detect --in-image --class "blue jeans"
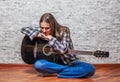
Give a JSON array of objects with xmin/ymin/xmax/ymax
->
[{"xmin": 34, "ymin": 59, "xmax": 96, "ymax": 78}]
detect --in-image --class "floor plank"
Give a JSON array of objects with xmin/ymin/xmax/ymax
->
[{"xmin": 0, "ymin": 64, "xmax": 120, "ymax": 82}]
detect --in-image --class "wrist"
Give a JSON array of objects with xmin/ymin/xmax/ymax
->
[
  {"xmin": 49, "ymin": 37, "xmax": 56, "ymax": 45},
  {"xmin": 48, "ymin": 36, "xmax": 53, "ymax": 41}
]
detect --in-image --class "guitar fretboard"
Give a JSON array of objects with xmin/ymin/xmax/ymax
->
[{"xmin": 68, "ymin": 49, "xmax": 94, "ymax": 55}]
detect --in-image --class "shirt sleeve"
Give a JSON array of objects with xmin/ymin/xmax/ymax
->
[
  {"xmin": 49, "ymin": 27, "xmax": 72, "ymax": 54},
  {"xmin": 21, "ymin": 26, "xmax": 40, "ymax": 40}
]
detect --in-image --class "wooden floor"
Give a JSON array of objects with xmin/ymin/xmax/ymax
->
[{"xmin": 0, "ymin": 64, "xmax": 120, "ymax": 82}]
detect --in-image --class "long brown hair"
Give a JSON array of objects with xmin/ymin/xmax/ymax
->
[{"xmin": 39, "ymin": 13, "xmax": 66, "ymax": 40}]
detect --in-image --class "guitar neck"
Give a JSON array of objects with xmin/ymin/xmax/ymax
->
[{"xmin": 68, "ymin": 49, "xmax": 94, "ymax": 55}]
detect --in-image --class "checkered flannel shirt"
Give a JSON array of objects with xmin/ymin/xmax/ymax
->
[{"xmin": 21, "ymin": 26, "xmax": 78, "ymax": 65}]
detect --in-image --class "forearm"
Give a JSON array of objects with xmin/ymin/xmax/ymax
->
[
  {"xmin": 21, "ymin": 26, "xmax": 40, "ymax": 40},
  {"xmin": 49, "ymin": 37, "xmax": 68, "ymax": 54}
]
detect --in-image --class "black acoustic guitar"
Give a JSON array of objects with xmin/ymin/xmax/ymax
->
[
  {"xmin": 21, "ymin": 36, "xmax": 55, "ymax": 64},
  {"xmin": 21, "ymin": 36, "xmax": 109, "ymax": 64}
]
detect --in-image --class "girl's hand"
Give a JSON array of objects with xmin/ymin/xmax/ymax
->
[
  {"xmin": 36, "ymin": 33, "xmax": 53, "ymax": 41},
  {"xmin": 44, "ymin": 35, "xmax": 53, "ymax": 41},
  {"xmin": 36, "ymin": 33, "xmax": 43, "ymax": 38}
]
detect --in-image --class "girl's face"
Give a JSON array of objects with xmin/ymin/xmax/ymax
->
[{"xmin": 40, "ymin": 22, "xmax": 52, "ymax": 36}]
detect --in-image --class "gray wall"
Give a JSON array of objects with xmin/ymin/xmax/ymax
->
[{"xmin": 0, "ymin": 0, "xmax": 120, "ymax": 64}]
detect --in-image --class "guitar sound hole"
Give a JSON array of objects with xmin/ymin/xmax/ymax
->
[
  {"xmin": 44, "ymin": 46, "xmax": 51, "ymax": 54},
  {"xmin": 43, "ymin": 44, "xmax": 52, "ymax": 56}
]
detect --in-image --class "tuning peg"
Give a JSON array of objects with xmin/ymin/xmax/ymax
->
[{"xmin": 94, "ymin": 50, "xmax": 109, "ymax": 58}]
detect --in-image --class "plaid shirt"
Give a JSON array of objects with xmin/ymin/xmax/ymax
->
[
  {"xmin": 21, "ymin": 26, "xmax": 78, "ymax": 65},
  {"xmin": 21, "ymin": 26, "xmax": 40, "ymax": 40}
]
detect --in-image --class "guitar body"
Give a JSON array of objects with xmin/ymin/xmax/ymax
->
[
  {"xmin": 21, "ymin": 36, "xmax": 54, "ymax": 64},
  {"xmin": 21, "ymin": 36, "xmax": 35, "ymax": 64}
]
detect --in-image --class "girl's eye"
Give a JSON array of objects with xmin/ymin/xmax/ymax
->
[
  {"xmin": 41, "ymin": 27, "xmax": 43, "ymax": 29},
  {"xmin": 45, "ymin": 27, "xmax": 50, "ymax": 29},
  {"xmin": 41, "ymin": 27, "xmax": 50, "ymax": 29}
]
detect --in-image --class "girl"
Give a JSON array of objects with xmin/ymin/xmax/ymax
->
[{"xmin": 21, "ymin": 13, "xmax": 95, "ymax": 78}]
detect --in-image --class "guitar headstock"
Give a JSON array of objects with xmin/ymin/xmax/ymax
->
[{"xmin": 94, "ymin": 50, "xmax": 109, "ymax": 58}]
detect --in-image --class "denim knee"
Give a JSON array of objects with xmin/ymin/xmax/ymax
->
[
  {"xmin": 86, "ymin": 64, "xmax": 96, "ymax": 77},
  {"xmin": 77, "ymin": 62, "xmax": 96, "ymax": 77},
  {"xmin": 34, "ymin": 59, "xmax": 47, "ymax": 72}
]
